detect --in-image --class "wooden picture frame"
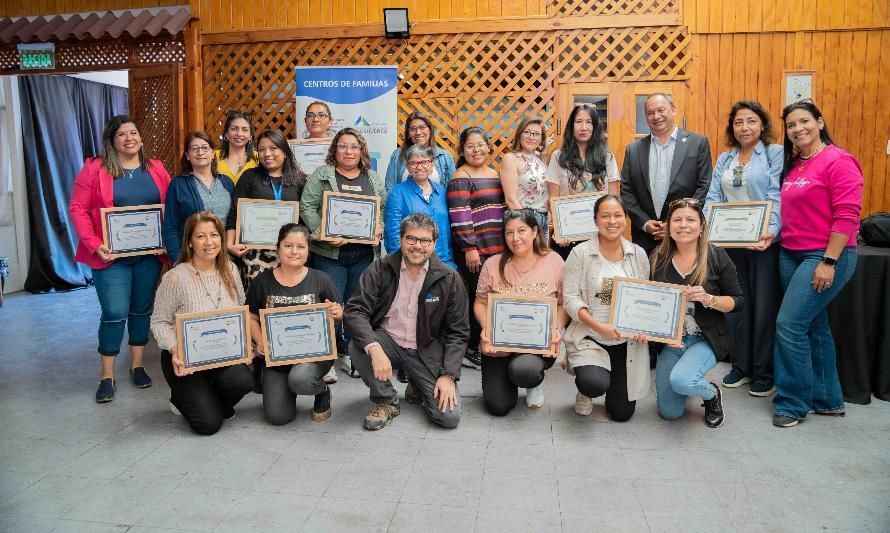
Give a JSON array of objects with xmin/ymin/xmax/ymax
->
[
  {"xmin": 320, "ymin": 190, "xmax": 380, "ymax": 245},
  {"xmin": 706, "ymin": 201, "xmax": 772, "ymax": 248},
  {"xmin": 259, "ymin": 303, "xmax": 337, "ymax": 367},
  {"xmin": 782, "ymin": 70, "xmax": 816, "ymax": 107},
  {"xmin": 99, "ymin": 204, "xmax": 165, "ymax": 258},
  {"xmin": 608, "ymin": 277, "xmax": 686, "ymax": 344},
  {"xmin": 549, "ymin": 192, "xmax": 605, "ymax": 243},
  {"xmin": 486, "ymin": 293, "xmax": 558, "ymax": 355},
  {"xmin": 234, "ymin": 198, "xmax": 300, "ymax": 250},
  {"xmin": 175, "ymin": 306, "xmax": 252, "ymax": 375}
]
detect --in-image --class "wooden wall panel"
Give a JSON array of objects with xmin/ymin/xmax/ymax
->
[
  {"xmin": 684, "ymin": 0, "xmax": 889, "ymax": 33},
  {"xmin": 686, "ymin": 30, "xmax": 890, "ymax": 215}
]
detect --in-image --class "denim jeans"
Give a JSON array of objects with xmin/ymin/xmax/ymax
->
[
  {"xmin": 314, "ymin": 248, "xmax": 374, "ymax": 348},
  {"xmin": 656, "ymin": 334, "xmax": 717, "ymax": 420},
  {"xmin": 91, "ymin": 255, "xmax": 162, "ymax": 356},
  {"xmin": 773, "ymin": 247, "xmax": 857, "ymax": 420}
]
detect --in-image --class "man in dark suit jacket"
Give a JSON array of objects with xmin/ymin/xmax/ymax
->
[{"xmin": 620, "ymin": 94, "xmax": 713, "ymax": 254}]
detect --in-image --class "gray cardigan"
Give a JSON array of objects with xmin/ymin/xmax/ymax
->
[{"xmin": 562, "ymin": 234, "xmax": 651, "ymax": 401}]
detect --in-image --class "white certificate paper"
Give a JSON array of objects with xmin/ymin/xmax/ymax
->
[
  {"xmin": 707, "ymin": 202, "xmax": 770, "ymax": 246},
  {"xmin": 610, "ymin": 278, "xmax": 684, "ymax": 342},
  {"xmin": 264, "ymin": 309, "xmax": 333, "ymax": 363},
  {"xmin": 106, "ymin": 210, "xmax": 163, "ymax": 253},
  {"xmin": 289, "ymin": 139, "xmax": 330, "ymax": 176},
  {"xmin": 181, "ymin": 313, "xmax": 248, "ymax": 369},
  {"xmin": 490, "ymin": 299, "xmax": 553, "ymax": 352},
  {"xmin": 326, "ymin": 196, "xmax": 376, "ymax": 240},
  {"xmin": 238, "ymin": 200, "xmax": 299, "ymax": 247},
  {"xmin": 551, "ymin": 193, "xmax": 603, "ymax": 242}
]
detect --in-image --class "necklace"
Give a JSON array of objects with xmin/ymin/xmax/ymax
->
[
  {"xmin": 191, "ymin": 263, "xmax": 222, "ymax": 309},
  {"xmin": 123, "ymin": 168, "xmax": 137, "ymax": 179},
  {"xmin": 798, "ymin": 143, "xmax": 827, "ymax": 171},
  {"xmin": 511, "ymin": 254, "xmax": 540, "ymax": 275}
]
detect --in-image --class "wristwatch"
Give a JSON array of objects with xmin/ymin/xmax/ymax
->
[{"xmin": 821, "ymin": 256, "xmax": 838, "ymax": 266}]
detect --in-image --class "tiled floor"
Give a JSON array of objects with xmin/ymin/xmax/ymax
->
[{"xmin": 1, "ymin": 288, "xmax": 888, "ymax": 532}]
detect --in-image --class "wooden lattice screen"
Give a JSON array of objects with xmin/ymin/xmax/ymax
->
[
  {"xmin": 129, "ymin": 65, "xmax": 184, "ymax": 174},
  {"xmin": 0, "ymin": 39, "xmax": 185, "ymax": 72},
  {"xmin": 549, "ymin": 0, "xmax": 678, "ymax": 17},
  {"xmin": 202, "ymin": 13, "xmax": 689, "ymax": 164}
]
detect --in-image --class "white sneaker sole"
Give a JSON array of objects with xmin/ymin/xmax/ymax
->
[{"xmin": 722, "ymin": 376, "xmax": 752, "ymax": 388}]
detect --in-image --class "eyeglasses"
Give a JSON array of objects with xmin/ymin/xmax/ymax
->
[
  {"xmin": 408, "ymin": 124, "xmax": 429, "ymax": 133},
  {"xmin": 465, "ymin": 143, "xmax": 488, "ymax": 152},
  {"xmin": 188, "ymin": 145, "xmax": 212, "ymax": 153},
  {"xmin": 521, "ymin": 131, "xmax": 542, "ymax": 139},
  {"xmin": 336, "ymin": 143, "xmax": 361, "ymax": 152},
  {"xmin": 406, "ymin": 159, "xmax": 433, "ymax": 168},
  {"xmin": 226, "ymin": 110, "xmax": 252, "ymax": 120},
  {"xmin": 306, "ymin": 112, "xmax": 330, "ymax": 120},
  {"xmin": 668, "ymin": 197, "xmax": 702, "ymax": 210},
  {"xmin": 404, "ymin": 235, "xmax": 434, "ymax": 247}
]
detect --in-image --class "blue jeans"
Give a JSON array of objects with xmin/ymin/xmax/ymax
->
[
  {"xmin": 773, "ymin": 247, "xmax": 856, "ymax": 420},
  {"xmin": 91, "ymin": 255, "xmax": 162, "ymax": 356},
  {"xmin": 314, "ymin": 248, "xmax": 374, "ymax": 347},
  {"xmin": 656, "ymin": 334, "xmax": 717, "ymax": 420}
]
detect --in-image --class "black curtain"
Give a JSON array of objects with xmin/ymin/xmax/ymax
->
[{"xmin": 19, "ymin": 75, "xmax": 128, "ymax": 292}]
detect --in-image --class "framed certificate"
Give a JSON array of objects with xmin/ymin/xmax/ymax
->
[
  {"xmin": 288, "ymin": 138, "xmax": 331, "ymax": 176},
  {"xmin": 259, "ymin": 303, "xmax": 337, "ymax": 367},
  {"xmin": 99, "ymin": 204, "xmax": 164, "ymax": 257},
  {"xmin": 234, "ymin": 198, "xmax": 300, "ymax": 249},
  {"xmin": 175, "ymin": 306, "xmax": 252, "ymax": 375},
  {"xmin": 549, "ymin": 192, "xmax": 605, "ymax": 242},
  {"xmin": 320, "ymin": 191, "xmax": 380, "ymax": 245},
  {"xmin": 609, "ymin": 277, "xmax": 686, "ymax": 344},
  {"xmin": 706, "ymin": 201, "xmax": 771, "ymax": 247},
  {"xmin": 486, "ymin": 294, "xmax": 558, "ymax": 355}
]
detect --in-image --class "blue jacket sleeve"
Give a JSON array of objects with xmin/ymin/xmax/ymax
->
[
  {"xmin": 436, "ymin": 148, "xmax": 456, "ymax": 188},
  {"xmin": 162, "ymin": 178, "xmax": 183, "ymax": 263},
  {"xmin": 385, "ymin": 149, "xmax": 402, "ymax": 192},
  {"xmin": 765, "ymin": 144, "xmax": 784, "ymax": 237},
  {"xmin": 706, "ymin": 151, "xmax": 731, "ymax": 206},
  {"xmin": 384, "ymin": 185, "xmax": 406, "ymax": 254}
]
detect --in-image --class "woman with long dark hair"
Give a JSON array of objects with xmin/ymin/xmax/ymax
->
[
  {"xmin": 772, "ymin": 100, "xmax": 863, "ymax": 428},
  {"xmin": 545, "ymin": 103, "xmax": 619, "ymax": 256},
  {"xmin": 474, "ymin": 209, "xmax": 567, "ymax": 414},
  {"xmin": 69, "ymin": 114, "xmax": 171, "ymax": 402},
  {"xmin": 705, "ymin": 100, "xmax": 783, "ymax": 397},
  {"xmin": 164, "ymin": 131, "xmax": 235, "ymax": 263},
  {"xmin": 384, "ymin": 110, "xmax": 456, "ymax": 191},
  {"xmin": 151, "ymin": 212, "xmax": 253, "ymax": 435},
  {"xmin": 215, "ymin": 110, "xmax": 258, "ymax": 184}
]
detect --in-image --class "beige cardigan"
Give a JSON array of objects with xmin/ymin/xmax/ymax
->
[{"xmin": 562, "ymin": 234, "xmax": 651, "ymax": 401}]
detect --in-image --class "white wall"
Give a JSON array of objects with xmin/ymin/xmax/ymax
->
[
  {"xmin": 67, "ymin": 70, "xmax": 128, "ymax": 88},
  {"xmin": 0, "ymin": 76, "xmax": 29, "ymax": 294}
]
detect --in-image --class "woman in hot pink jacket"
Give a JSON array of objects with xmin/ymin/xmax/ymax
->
[
  {"xmin": 69, "ymin": 115, "xmax": 171, "ymax": 403},
  {"xmin": 771, "ymin": 101, "xmax": 863, "ymax": 428}
]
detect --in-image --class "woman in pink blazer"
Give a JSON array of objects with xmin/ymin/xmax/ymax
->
[{"xmin": 69, "ymin": 115, "xmax": 171, "ymax": 403}]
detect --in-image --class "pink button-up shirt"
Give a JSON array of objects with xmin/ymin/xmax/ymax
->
[{"xmin": 380, "ymin": 259, "xmax": 429, "ymax": 350}]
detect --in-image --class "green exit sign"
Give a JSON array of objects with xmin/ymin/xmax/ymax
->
[{"xmin": 17, "ymin": 43, "xmax": 56, "ymax": 70}]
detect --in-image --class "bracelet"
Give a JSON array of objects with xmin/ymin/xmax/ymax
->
[{"xmin": 706, "ymin": 295, "xmax": 717, "ymax": 309}]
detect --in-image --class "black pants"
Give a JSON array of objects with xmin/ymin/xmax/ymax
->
[
  {"xmin": 726, "ymin": 245, "xmax": 781, "ymax": 383},
  {"xmin": 262, "ymin": 360, "xmax": 333, "ymax": 426},
  {"xmin": 550, "ymin": 240, "xmax": 578, "ymax": 261},
  {"xmin": 161, "ymin": 350, "xmax": 254, "ymax": 435},
  {"xmin": 482, "ymin": 353, "xmax": 555, "ymax": 416},
  {"xmin": 455, "ymin": 253, "xmax": 491, "ymax": 352},
  {"xmin": 574, "ymin": 341, "xmax": 636, "ymax": 422}
]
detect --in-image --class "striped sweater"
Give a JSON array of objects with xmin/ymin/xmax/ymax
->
[{"xmin": 446, "ymin": 174, "xmax": 506, "ymax": 257}]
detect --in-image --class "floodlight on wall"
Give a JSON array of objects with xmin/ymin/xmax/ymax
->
[{"xmin": 384, "ymin": 8, "xmax": 410, "ymax": 39}]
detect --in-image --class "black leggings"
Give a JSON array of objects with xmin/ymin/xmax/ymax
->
[
  {"xmin": 482, "ymin": 353, "xmax": 555, "ymax": 416},
  {"xmin": 161, "ymin": 350, "xmax": 254, "ymax": 435},
  {"xmin": 574, "ymin": 342, "xmax": 636, "ymax": 422}
]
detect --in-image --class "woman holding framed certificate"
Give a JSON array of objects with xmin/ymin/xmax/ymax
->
[
  {"xmin": 474, "ymin": 209, "xmax": 567, "ymax": 414},
  {"xmin": 214, "ymin": 110, "xmax": 258, "ymax": 184},
  {"xmin": 651, "ymin": 198, "xmax": 744, "ymax": 428},
  {"xmin": 164, "ymin": 132, "xmax": 236, "ymax": 263},
  {"xmin": 151, "ymin": 212, "xmax": 254, "ymax": 435},
  {"xmin": 705, "ymin": 101, "xmax": 784, "ymax": 397},
  {"xmin": 499, "ymin": 117, "xmax": 550, "ymax": 243},
  {"xmin": 246, "ymin": 224, "xmax": 343, "ymax": 425},
  {"xmin": 384, "ymin": 111, "xmax": 455, "ymax": 191},
  {"xmin": 301, "ymin": 128, "xmax": 386, "ymax": 383},
  {"xmin": 446, "ymin": 127, "xmax": 506, "ymax": 370},
  {"xmin": 69, "ymin": 115, "xmax": 171, "ymax": 403},
  {"xmin": 772, "ymin": 101, "xmax": 863, "ymax": 428},
  {"xmin": 562, "ymin": 195, "xmax": 651, "ymax": 421},
  {"xmin": 544, "ymin": 103, "xmax": 620, "ymax": 257}
]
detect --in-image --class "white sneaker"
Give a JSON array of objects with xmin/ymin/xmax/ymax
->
[
  {"xmin": 323, "ymin": 364, "xmax": 337, "ymax": 384},
  {"xmin": 574, "ymin": 392, "xmax": 593, "ymax": 416},
  {"xmin": 340, "ymin": 355, "xmax": 358, "ymax": 377},
  {"xmin": 170, "ymin": 401, "xmax": 182, "ymax": 416},
  {"xmin": 526, "ymin": 385, "xmax": 545, "ymax": 409}
]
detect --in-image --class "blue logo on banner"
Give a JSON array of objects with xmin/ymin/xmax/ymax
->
[{"xmin": 296, "ymin": 67, "xmax": 396, "ymax": 104}]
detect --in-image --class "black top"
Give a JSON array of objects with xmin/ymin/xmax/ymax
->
[
  {"xmin": 335, "ymin": 170, "xmax": 375, "ymax": 254},
  {"xmin": 651, "ymin": 245, "xmax": 744, "ymax": 359},
  {"xmin": 225, "ymin": 167, "xmax": 304, "ymax": 230},
  {"xmin": 246, "ymin": 267, "xmax": 339, "ymax": 313}
]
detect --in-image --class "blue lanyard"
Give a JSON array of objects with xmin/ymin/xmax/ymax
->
[{"xmin": 270, "ymin": 178, "xmax": 283, "ymax": 201}]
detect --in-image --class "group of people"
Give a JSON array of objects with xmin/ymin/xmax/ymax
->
[{"xmin": 69, "ymin": 93, "xmax": 863, "ymax": 435}]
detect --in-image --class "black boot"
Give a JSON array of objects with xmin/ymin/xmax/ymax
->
[{"xmin": 702, "ymin": 382, "xmax": 724, "ymax": 428}]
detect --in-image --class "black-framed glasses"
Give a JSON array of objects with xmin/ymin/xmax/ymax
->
[
  {"xmin": 226, "ymin": 110, "xmax": 252, "ymax": 121},
  {"xmin": 404, "ymin": 235, "xmax": 434, "ymax": 247},
  {"xmin": 306, "ymin": 112, "xmax": 330, "ymax": 120}
]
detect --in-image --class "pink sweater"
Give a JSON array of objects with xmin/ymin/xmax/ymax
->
[{"xmin": 780, "ymin": 145, "xmax": 863, "ymax": 250}]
